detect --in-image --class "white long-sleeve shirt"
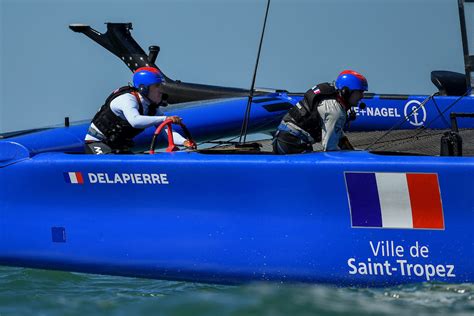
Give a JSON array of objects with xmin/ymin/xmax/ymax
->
[
  {"xmin": 85, "ymin": 92, "xmax": 186, "ymax": 145},
  {"xmin": 317, "ymin": 99, "xmax": 347, "ymax": 151}
]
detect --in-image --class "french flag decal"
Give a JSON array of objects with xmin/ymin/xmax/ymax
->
[
  {"xmin": 345, "ymin": 172, "xmax": 444, "ymax": 229},
  {"xmin": 64, "ymin": 172, "xmax": 84, "ymax": 184}
]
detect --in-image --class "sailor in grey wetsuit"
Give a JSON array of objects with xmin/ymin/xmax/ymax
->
[
  {"xmin": 85, "ymin": 67, "xmax": 194, "ymax": 154},
  {"xmin": 273, "ymin": 70, "xmax": 368, "ymax": 154}
]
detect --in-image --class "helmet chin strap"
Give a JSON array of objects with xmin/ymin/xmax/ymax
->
[
  {"xmin": 138, "ymin": 90, "xmax": 152, "ymax": 103},
  {"xmin": 336, "ymin": 91, "xmax": 351, "ymax": 110}
]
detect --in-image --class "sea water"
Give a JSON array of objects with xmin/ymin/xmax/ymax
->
[{"xmin": 0, "ymin": 267, "xmax": 472, "ymax": 316}]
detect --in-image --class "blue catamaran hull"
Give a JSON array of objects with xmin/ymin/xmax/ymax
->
[
  {"xmin": 0, "ymin": 150, "xmax": 472, "ymax": 286},
  {"xmin": 1, "ymin": 87, "xmax": 474, "ymax": 286},
  {"xmin": 2, "ymin": 92, "xmax": 474, "ymax": 157}
]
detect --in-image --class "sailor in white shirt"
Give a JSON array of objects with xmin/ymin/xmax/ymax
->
[{"xmin": 85, "ymin": 67, "xmax": 194, "ymax": 154}]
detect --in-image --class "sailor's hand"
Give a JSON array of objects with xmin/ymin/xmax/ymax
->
[
  {"xmin": 167, "ymin": 116, "xmax": 182, "ymax": 124},
  {"xmin": 183, "ymin": 139, "xmax": 197, "ymax": 150}
]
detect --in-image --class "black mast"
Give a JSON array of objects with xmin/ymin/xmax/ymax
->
[
  {"xmin": 458, "ymin": 0, "xmax": 474, "ymax": 94},
  {"xmin": 238, "ymin": 0, "xmax": 272, "ymax": 144}
]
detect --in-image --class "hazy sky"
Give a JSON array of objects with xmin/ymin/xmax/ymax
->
[{"xmin": 1, "ymin": 0, "xmax": 472, "ymax": 132}]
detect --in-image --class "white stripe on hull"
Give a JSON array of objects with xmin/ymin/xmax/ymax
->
[{"xmin": 376, "ymin": 173, "xmax": 413, "ymax": 228}]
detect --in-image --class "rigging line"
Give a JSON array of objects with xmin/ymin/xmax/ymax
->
[
  {"xmin": 405, "ymin": 90, "xmax": 469, "ymax": 139},
  {"xmin": 238, "ymin": 0, "xmax": 271, "ymax": 144},
  {"xmin": 353, "ymin": 130, "xmax": 437, "ymax": 148},
  {"xmin": 209, "ymin": 119, "xmax": 277, "ymax": 150},
  {"xmin": 369, "ymin": 130, "xmax": 446, "ymax": 151},
  {"xmin": 367, "ymin": 91, "xmax": 469, "ymax": 151},
  {"xmin": 364, "ymin": 93, "xmax": 437, "ymax": 150},
  {"xmin": 415, "ymin": 89, "xmax": 471, "ymax": 131},
  {"xmin": 432, "ymin": 95, "xmax": 451, "ymax": 128},
  {"xmin": 197, "ymin": 110, "xmax": 281, "ymax": 149}
]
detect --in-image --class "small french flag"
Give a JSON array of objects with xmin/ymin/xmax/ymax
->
[
  {"xmin": 63, "ymin": 172, "xmax": 84, "ymax": 184},
  {"xmin": 345, "ymin": 172, "xmax": 444, "ymax": 229}
]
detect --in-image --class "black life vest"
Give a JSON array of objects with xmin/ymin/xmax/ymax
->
[
  {"xmin": 91, "ymin": 86, "xmax": 159, "ymax": 148},
  {"xmin": 283, "ymin": 82, "xmax": 337, "ymax": 141}
]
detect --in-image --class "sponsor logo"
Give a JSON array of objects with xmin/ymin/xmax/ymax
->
[
  {"xmin": 64, "ymin": 172, "xmax": 169, "ymax": 185},
  {"xmin": 345, "ymin": 172, "xmax": 444, "ymax": 229},
  {"xmin": 404, "ymin": 100, "xmax": 427, "ymax": 126},
  {"xmin": 355, "ymin": 106, "xmax": 401, "ymax": 118}
]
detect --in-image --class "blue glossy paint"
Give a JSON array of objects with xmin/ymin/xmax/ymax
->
[
  {"xmin": 3, "ymin": 94, "xmax": 295, "ymax": 157},
  {"xmin": 350, "ymin": 95, "xmax": 474, "ymax": 130},
  {"xmin": 0, "ymin": 150, "xmax": 472, "ymax": 285},
  {"xmin": 0, "ymin": 92, "xmax": 473, "ymax": 286},
  {"xmin": 2, "ymin": 93, "xmax": 474, "ymax": 160}
]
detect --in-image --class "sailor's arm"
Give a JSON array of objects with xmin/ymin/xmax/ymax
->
[
  {"xmin": 320, "ymin": 108, "xmax": 342, "ymax": 151},
  {"xmin": 156, "ymin": 108, "xmax": 194, "ymax": 148},
  {"xmin": 124, "ymin": 112, "xmax": 190, "ymax": 147},
  {"xmin": 163, "ymin": 128, "xmax": 187, "ymax": 146},
  {"xmin": 153, "ymin": 106, "xmax": 184, "ymax": 126},
  {"xmin": 115, "ymin": 95, "xmax": 168, "ymax": 129}
]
